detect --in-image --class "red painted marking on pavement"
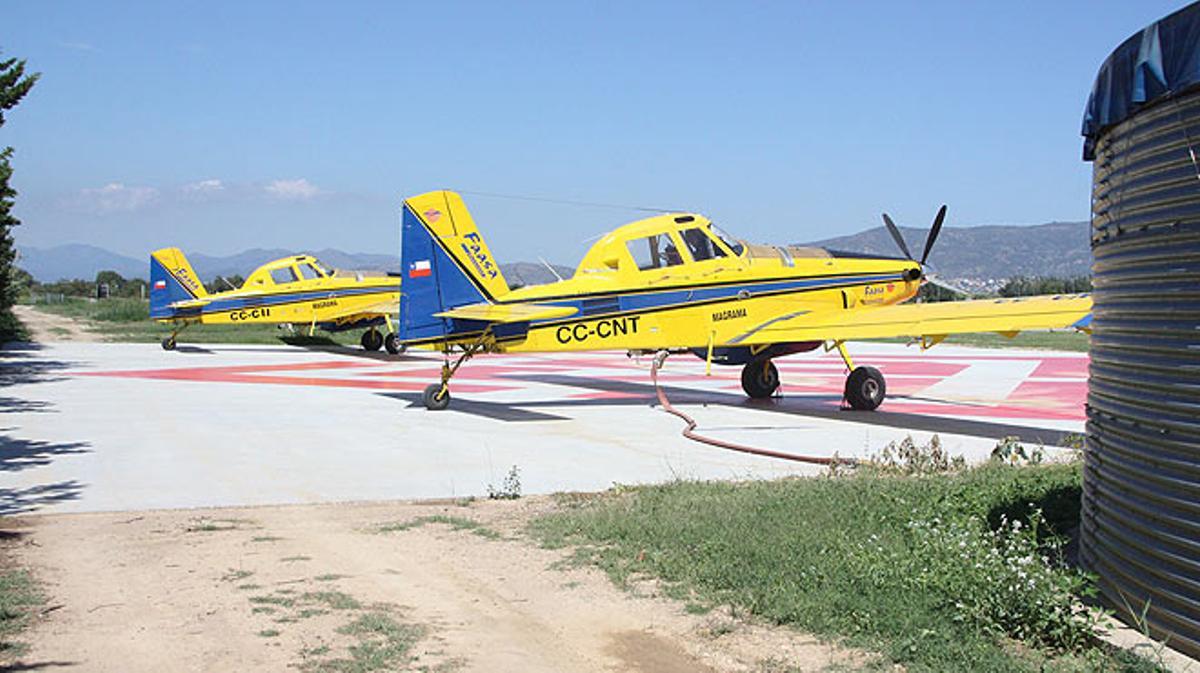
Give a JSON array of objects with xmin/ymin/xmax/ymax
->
[
  {"xmin": 1030, "ymin": 359, "xmax": 1089, "ymax": 378},
  {"xmin": 79, "ymin": 360, "xmax": 515, "ymax": 394},
  {"xmin": 72, "ymin": 350, "xmax": 1088, "ymax": 423}
]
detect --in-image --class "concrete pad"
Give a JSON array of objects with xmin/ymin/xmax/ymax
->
[{"xmin": 0, "ymin": 341, "xmax": 1086, "ymax": 514}]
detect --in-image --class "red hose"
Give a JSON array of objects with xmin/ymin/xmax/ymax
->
[{"xmin": 649, "ymin": 351, "xmax": 857, "ymax": 467}]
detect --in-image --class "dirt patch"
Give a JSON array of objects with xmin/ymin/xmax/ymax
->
[
  {"xmin": 12, "ymin": 305, "xmax": 103, "ymax": 343},
  {"xmin": 607, "ymin": 629, "xmax": 718, "ymax": 672},
  {"xmin": 5, "ymin": 497, "xmax": 867, "ymax": 672}
]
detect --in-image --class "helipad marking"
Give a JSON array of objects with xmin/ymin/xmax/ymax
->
[{"xmin": 72, "ymin": 349, "xmax": 1088, "ymax": 422}]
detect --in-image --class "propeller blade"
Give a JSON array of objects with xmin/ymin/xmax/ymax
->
[
  {"xmin": 920, "ymin": 205, "xmax": 947, "ymax": 265},
  {"xmin": 924, "ymin": 274, "xmax": 973, "ymax": 298},
  {"xmin": 881, "ymin": 213, "xmax": 914, "ymax": 261}
]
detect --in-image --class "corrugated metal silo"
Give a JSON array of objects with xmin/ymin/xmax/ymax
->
[{"xmin": 1081, "ymin": 2, "xmax": 1200, "ymax": 658}]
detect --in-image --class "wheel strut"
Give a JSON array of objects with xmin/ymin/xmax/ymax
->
[{"xmin": 423, "ymin": 328, "xmax": 496, "ymax": 410}]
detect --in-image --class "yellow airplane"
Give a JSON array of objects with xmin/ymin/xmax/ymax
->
[
  {"xmin": 150, "ymin": 248, "xmax": 403, "ymax": 353},
  {"xmin": 397, "ymin": 190, "xmax": 1092, "ymax": 411}
]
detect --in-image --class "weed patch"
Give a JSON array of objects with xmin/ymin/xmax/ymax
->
[
  {"xmin": 298, "ymin": 612, "xmax": 425, "ymax": 672},
  {"xmin": 301, "ymin": 591, "xmax": 361, "ymax": 611},
  {"xmin": 375, "ymin": 515, "xmax": 500, "ymax": 540}
]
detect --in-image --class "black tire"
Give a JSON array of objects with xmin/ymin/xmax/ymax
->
[
  {"xmin": 844, "ymin": 365, "xmax": 886, "ymax": 411},
  {"xmin": 161, "ymin": 337, "xmax": 176, "ymax": 351},
  {"xmin": 384, "ymin": 333, "xmax": 406, "ymax": 355},
  {"xmin": 422, "ymin": 383, "xmax": 450, "ymax": 410},
  {"xmin": 740, "ymin": 360, "xmax": 780, "ymax": 399},
  {"xmin": 361, "ymin": 329, "xmax": 384, "ymax": 351}
]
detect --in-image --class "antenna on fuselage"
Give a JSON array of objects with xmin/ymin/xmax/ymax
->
[{"xmin": 538, "ymin": 257, "xmax": 565, "ymax": 282}]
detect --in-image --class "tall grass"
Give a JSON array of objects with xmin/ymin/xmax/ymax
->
[{"xmin": 532, "ymin": 464, "xmax": 1159, "ymax": 672}]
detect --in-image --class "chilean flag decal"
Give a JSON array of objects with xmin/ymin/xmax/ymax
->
[
  {"xmin": 153, "ymin": 280, "xmax": 167, "ymax": 290},
  {"xmin": 409, "ymin": 259, "xmax": 432, "ymax": 278}
]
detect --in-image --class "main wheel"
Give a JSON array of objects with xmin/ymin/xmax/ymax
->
[
  {"xmin": 384, "ymin": 333, "xmax": 406, "ymax": 355},
  {"xmin": 361, "ymin": 329, "xmax": 384, "ymax": 351},
  {"xmin": 844, "ymin": 365, "xmax": 886, "ymax": 411},
  {"xmin": 161, "ymin": 337, "xmax": 176, "ymax": 351},
  {"xmin": 740, "ymin": 360, "xmax": 780, "ymax": 399},
  {"xmin": 422, "ymin": 383, "xmax": 451, "ymax": 411}
]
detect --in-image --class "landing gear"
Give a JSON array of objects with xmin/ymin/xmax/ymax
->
[
  {"xmin": 384, "ymin": 332, "xmax": 405, "ymax": 355},
  {"xmin": 361, "ymin": 328, "xmax": 384, "ymax": 351},
  {"xmin": 422, "ymin": 383, "xmax": 450, "ymax": 411},
  {"xmin": 161, "ymin": 322, "xmax": 191, "ymax": 351},
  {"xmin": 844, "ymin": 366, "xmax": 886, "ymax": 411},
  {"xmin": 422, "ymin": 329, "xmax": 497, "ymax": 410},
  {"xmin": 741, "ymin": 360, "xmax": 780, "ymax": 399}
]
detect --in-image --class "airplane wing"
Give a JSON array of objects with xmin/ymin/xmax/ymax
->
[
  {"xmin": 434, "ymin": 302, "xmax": 578, "ymax": 323},
  {"xmin": 730, "ymin": 294, "xmax": 1092, "ymax": 345}
]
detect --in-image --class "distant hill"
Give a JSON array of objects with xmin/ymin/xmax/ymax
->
[
  {"xmin": 17, "ymin": 244, "xmax": 573, "ymax": 288},
  {"xmin": 18, "ymin": 244, "xmax": 144, "ymax": 282},
  {"xmin": 802, "ymin": 221, "xmax": 1090, "ymax": 281}
]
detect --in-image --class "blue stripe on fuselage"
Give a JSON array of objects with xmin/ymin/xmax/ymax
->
[
  {"xmin": 526, "ymin": 272, "xmax": 904, "ymax": 329},
  {"xmin": 196, "ymin": 286, "xmax": 392, "ymax": 314}
]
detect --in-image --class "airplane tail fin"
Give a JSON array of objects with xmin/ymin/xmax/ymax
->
[
  {"xmin": 398, "ymin": 190, "xmax": 511, "ymax": 343},
  {"xmin": 149, "ymin": 247, "xmax": 207, "ymax": 319}
]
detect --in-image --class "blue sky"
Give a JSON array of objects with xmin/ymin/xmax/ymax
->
[{"xmin": 2, "ymin": 0, "xmax": 1189, "ymax": 266}]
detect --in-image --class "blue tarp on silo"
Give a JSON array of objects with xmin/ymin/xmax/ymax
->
[{"xmin": 1082, "ymin": 1, "xmax": 1200, "ymax": 160}]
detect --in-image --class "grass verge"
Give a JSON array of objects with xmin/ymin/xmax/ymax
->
[
  {"xmin": 0, "ymin": 570, "xmax": 44, "ymax": 659},
  {"xmin": 531, "ymin": 463, "xmax": 1159, "ymax": 672},
  {"xmin": 0, "ymin": 307, "xmax": 30, "ymax": 343},
  {"xmin": 26, "ymin": 298, "xmax": 362, "ymax": 345}
]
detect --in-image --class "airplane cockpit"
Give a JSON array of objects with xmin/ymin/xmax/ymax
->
[
  {"xmin": 570, "ymin": 213, "xmax": 830, "ymax": 280},
  {"xmin": 242, "ymin": 255, "xmax": 330, "ymax": 289}
]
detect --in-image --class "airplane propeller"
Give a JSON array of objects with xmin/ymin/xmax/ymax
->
[
  {"xmin": 880, "ymin": 204, "xmax": 949, "ymax": 268},
  {"xmin": 920, "ymin": 205, "xmax": 947, "ymax": 266}
]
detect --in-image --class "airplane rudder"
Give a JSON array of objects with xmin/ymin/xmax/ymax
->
[{"xmin": 149, "ymin": 248, "xmax": 205, "ymax": 319}]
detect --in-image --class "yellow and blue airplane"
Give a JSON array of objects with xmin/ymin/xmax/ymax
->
[
  {"xmin": 397, "ymin": 190, "xmax": 1092, "ymax": 411},
  {"xmin": 150, "ymin": 248, "xmax": 403, "ymax": 352}
]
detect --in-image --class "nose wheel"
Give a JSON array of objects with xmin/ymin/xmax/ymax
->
[
  {"xmin": 844, "ymin": 365, "xmax": 886, "ymax": 410},
  {"xmin": 740, "ymin": 360, "xmax": 780, "ymax": 399}
]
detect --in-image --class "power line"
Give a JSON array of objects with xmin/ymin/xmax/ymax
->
[{"xmin": 455, "ymin": 189, "xmax": 683, "ymax": 214}]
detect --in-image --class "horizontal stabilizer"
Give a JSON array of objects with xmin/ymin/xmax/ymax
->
[{"xmin": 433, "ymin": 302, "xmax": 578, "ymax": 324}]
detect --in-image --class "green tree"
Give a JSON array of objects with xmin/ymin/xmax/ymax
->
[
  {"xmin": 999, "ymin": 275, "xmax": 1092, "ymax": 297},
  {"xmin": 0, "ymin": 53, "xmax": 39, "ymax": 339}
]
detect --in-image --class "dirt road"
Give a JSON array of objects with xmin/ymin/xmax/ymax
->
[
  {"xmin": 5, "ymin": 497, "xmax": 860, "ymax": 672},
  {"xmin": 12, "ymin": 305, "xmax": 103, "ymax": 343}
]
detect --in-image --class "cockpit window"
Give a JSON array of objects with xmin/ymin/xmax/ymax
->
[
  {"xmin": 627, "ymin": 233, "xmax": 685, "ymax": 270},
  {"xmin": 680, "ymin": 227, "xmax": 727, "ymax": 261},
  {"xmin": 270, "ymin": 267, "xmax": 299, "ymax": 284},
  {"xmin": 298, "ymin": 263, "xmax": 322, "ymax": 280},
  {"xmin": 711, "ymin": 224, "xmax": 745, "ymax": 256}
]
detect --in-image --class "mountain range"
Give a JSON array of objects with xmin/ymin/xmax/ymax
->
[
  {"xmin": 802, "ymin": 220, "xmax": 1091, "ymax": 280},
  {"xmin": 17, "ymin": 244, "xmax": 576, "ymax": 288},
  {"xmin": 18, "ymin": 220, "xmax": 1092, "ymax": 287}
]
